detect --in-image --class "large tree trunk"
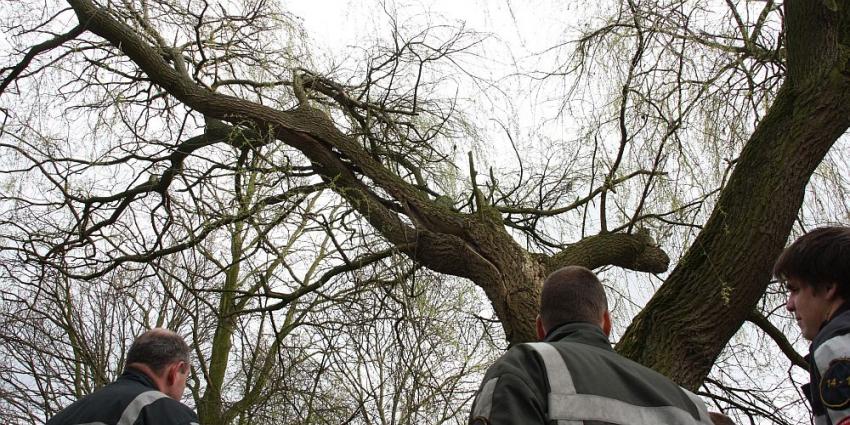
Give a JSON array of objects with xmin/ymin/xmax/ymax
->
[{"xmin": 618, "ymin": 0, "xmax": 850, "ymax": 390}]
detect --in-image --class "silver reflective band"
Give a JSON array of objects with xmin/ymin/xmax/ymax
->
[
  {"xmin": 550, "ymin": 393, "xmax": 707, "ymax": 425},
  {"xmin": 526, "ymin": 343, "xmax": 581, "ymax": 425},
  {"xmin": 527, "ymin": 342, "xmax": 709, "ymax": 425},
  {"xmin": 813, "ymin": 334, "xmax": 850, "ymax": 423},
  {"xmin": 814, "ymin": 333, "xmax": 850, "ymax": 375},
  {"xmin": 117, "ymin": 390, "xmax": 169, "ymax": 425},
  {"xmin": 681, "ymin": 387, "xmax": 712, "ymax": 424},
  {"xmin": 526, "ymin": 343, "xmax": 576, "ymax": 395},
  {"xmin": 472, "ymin": 377, "xmax": 499, "ymax": 419}
]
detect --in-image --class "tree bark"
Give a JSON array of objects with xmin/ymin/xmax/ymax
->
[{"xmin": 618, "ymin": 0, "xmax": 850, "ymax": 390}]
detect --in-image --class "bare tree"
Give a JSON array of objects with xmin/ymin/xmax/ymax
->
[{"xmin": 2, "ymin": 0, "xmax": 849, "ymax": 423}]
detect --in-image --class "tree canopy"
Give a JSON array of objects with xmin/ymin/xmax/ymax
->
[{"xmin": 2, "ymin": 0, "xmax": 849, "ymax": 423}]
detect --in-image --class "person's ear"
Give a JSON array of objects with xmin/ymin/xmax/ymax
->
[
  {"xmin": 536, "ymin": 315, "xmax": 546, "ymax": 341},
  {"xmin": 601, "ymin": 310, "xmax": 612, "ymax": 337},
  {"xmin": 165, "ymin": 362, "xmax": 180, "ymax": 385},
  {"xmin": 826, "ymin": 282, "xmax": 840, "ymax": 301}
]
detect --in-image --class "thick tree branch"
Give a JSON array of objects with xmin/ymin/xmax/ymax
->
[{"xmin": 546, "ymin": 230, "xmax": 669, "ymax": 274}]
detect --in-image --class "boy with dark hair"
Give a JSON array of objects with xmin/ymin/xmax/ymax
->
[{"xmin": 775, "ymin": 226, "xmax": 850, "ymax": 425}]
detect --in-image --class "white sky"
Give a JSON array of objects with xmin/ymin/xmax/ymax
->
[{"xmin": 286, "ymin": 0, "xmax": 573, "ymax": 54}]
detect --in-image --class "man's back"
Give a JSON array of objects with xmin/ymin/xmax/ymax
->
[
  {"xmin": 470, "ymin": 322, "xmax": 710, "ymax": 424},
  {"xmin": 47, "ymin": 368, "xmax": 199, "ymax": 425}
]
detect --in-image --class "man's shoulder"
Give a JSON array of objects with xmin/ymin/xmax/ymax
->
[
  {"xmin": 488, "ymin": 343, "xmax": 543, "ymax": 371},
  {"xmin": 495, "ymin": 340, "xmax": 600, "ymax": 366},
  {"xmin": 496, "ymin": 341, "xmax": 584, "ymax": 364},
  {"xmin": 46, "ymin": 380, "xmax": 154, "ymax": 425},
  {"xmin": 810, "ymin": 313, "xmax": 850, "ymax": 416},
  {"xmin": 817, "ymin": 310, "xmax": 850, "ymax": 343},
  {"xmin": 486, "ymin": 341, "xmax": 598, "ymax": 383},
  {"xmin": 142, "ymin": 396, "xmax": 199, "ymax": 423},
  {"xmin": 813, "ymin": 315, "xmax": 850, "ymax": 373},
  {"xmin": 814, "ymin": 311, "xmax": 850, "ymax": 357},
  {"xmin": 47, "ymin": 385, "xmax": 198, "ymax": 425},
  {"xmin": 480, "ymin": 343, "xmax": 553, "ymax": 389}
]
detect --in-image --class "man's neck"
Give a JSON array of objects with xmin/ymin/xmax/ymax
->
[{"xmin": 126, "ymin": 363, "xmax": 168, "ymax": 395}]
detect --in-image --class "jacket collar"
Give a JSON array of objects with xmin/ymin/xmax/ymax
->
[
  {"xmin": 812, "ymin": 301, "xmax": 850, "ymax": 348},
  {"xmin": 120, "ymin": 366, "xmax": 158, "ymax": 390},
  {"xmin": 825, "ymin": 301, "xmax": 850, "ymax": 328},
  {"xmin": 544, "ymin": 321, "xmax": 613, "ymax": 351}
]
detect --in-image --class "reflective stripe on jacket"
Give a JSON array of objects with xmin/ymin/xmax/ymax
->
[
  {"xmin": 469, "ymin": 322, "xmax": 713, "ymax": 425},
  {"xmin": 807, "ymin": 306, "xmax": 850, "ymax": 425},
  {"xmin": 46, "ymin": 368, "xmax": 199, "ymax": 425}
]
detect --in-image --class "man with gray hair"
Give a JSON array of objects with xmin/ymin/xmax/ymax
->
[
  {"xmin": 47, "ymin": 328, "xmax": 199, "ymax": 425},
  {"xmin": 468, "ymin": 266, "xmax": 715, "ymax": 424}
]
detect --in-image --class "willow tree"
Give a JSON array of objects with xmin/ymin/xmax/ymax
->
[{"xmin": 1, "ymin": 0, "xmax": 848, "ymax": 419}]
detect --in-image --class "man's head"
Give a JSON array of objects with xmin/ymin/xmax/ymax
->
[
  {"xmin": 774, "ymin": 226, "xmax": 850, "ymax": 340},
  {"xmin": 536, "ymin": 266, "xmax": 610, "ymax": 340},
  {"xmin": 126, "ymin": 328, "xmax": 191, "ymax": 399}
]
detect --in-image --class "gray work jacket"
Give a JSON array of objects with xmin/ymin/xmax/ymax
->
[{"xmin": 469, "ymin": 322, "xmax": 712, "ymax": 424}]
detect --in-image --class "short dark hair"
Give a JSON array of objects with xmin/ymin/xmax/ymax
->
[
  {"xmin": 773, "ymin": 226, "xmax": 850, "ymax": 298},
  {"xmin": 539, "ymin": 266, "xmax": 608, "ymax": 330},
  {"xmin": 126, "ymin": 329, "xmax": 190, "ymax": 373}
]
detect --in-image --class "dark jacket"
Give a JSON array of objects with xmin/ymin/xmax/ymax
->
[
  {"xmin": 46, "ymin": 367, "xmax": 199, "ymax": 425},
  {"xmin": 468, "ymin": 322, "xmax": 712, "ymax": 424},
  {"xmin": 806, "ymin": 305, "xmax": 850, "ymax": 425}
]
